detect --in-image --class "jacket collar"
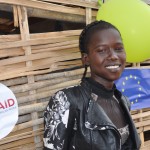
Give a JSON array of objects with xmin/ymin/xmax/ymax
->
[
  {"xmin": 81, "ymin": 78, "xmax": 122, "ymax": 99},
  {"xmin": 80, "ymin": 78, "xmax": 120, "ymax": 129}
]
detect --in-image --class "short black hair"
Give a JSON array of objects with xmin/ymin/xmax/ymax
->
[{"xmin": 79, "ymin": 20, "xmax": 121, "ymax": 54}]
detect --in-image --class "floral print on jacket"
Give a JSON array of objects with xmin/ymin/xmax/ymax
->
[{"xmin": 44, "ymin": 91, "xmax": 70, "ymax": 150}]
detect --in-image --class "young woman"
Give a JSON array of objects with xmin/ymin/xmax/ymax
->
[{"xmin": 43, "ymin": 20, "xmax": 141, "ymax": 150}]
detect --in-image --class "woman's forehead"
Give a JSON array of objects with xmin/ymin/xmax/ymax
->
[
  {"xmin": 94, "ymin": 28, "xmax": 121, "ymax": 38},
  {"xmin": 89, "ymin": 29, "xmax": 122, "ymax": 44}
]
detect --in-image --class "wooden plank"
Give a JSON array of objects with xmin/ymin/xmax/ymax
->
[
  {"xmin": 0, "ymin": 59, "xmax": 80, "ymax": 77},
  {"xmin": 8, "ymin": 141, "xmax": 43, "ymax": 150},
  {"xmin": 1, "ymin": 62, "xmax": 26, "ymax": 72},
  {"xmin": 0, "ymin": 48, "xmax": 79, "ymax": 66},
  {"xmin": 7, "ymin": 142, "xmax": 35, "ymax": 150},
  {"xmin": 11, "ymin": 72, "xmax": 81, "ymax": 95},
  {"xmin": 17, "ymin": 79, "xmax": 80, "ymax": 105},
  {"xmin": 30, "ymin": 29, "xmax": 81, "ymax": 38},
  {"xmin": 19, "ymin": 102, "xmax": 47, "ymax": 115},
  {"xmin": 0, "ymin": 128, "xmax": 43, "ymax": 145},
  {"xmin": 86, "ymin": 0, "xmax": 92, "ymax": 25},
  {"xmin": 141, "ymin": 140, "xmax": 150, "ymax": 150},
  {"xmin": 0, "ymin": 53, "xmax": 81, "ymax": 80},
  {"xmin": 137, "ymin": 125, "xmax": 150, "ymax": 133},
  {"xmin": 36, "ymin": 76, "xmax": 81, "ymax": 93},
  {"xmin": 32, "ymin": 43, "xmax": 78, "ymax": 54},
  {"xmin": 135, "ymin": 120, "xmax": 150, "ymax": 128},
  {"xmin": 13, "ymin": 5, "xmax": 19, "ymax": 27},
  {"xmin": 0, "ymin": 48, "xmax": 24, "ymax": 58},
  {"xmin": 0, "ymin": 30, "xmax": 80, "ymax": 42},
  {"xmin": 34, "ymin": 67, "xmax": 85, "ymax": 81},
  {"xmin": 31, "ymin": 40, "xmax": 78, "ymax": 52},
  {"xmin": 0, "ymin": 36, "xmax": 78, "ymax": 49},
  {"xmin": 38, "ymin": 0, "xmax": 98, "ymax": 9},
  {"xmin": 0, "ymin": 41, "xmax": 78, "ymax": 58},
  {"xmin": 132, "ymin": 111, "xmax": 150, "ymax": 120},
  {"xmin": 12, "ymin": 118, "xmax": 43, "ymax": 132},
  {"xmin": 0, "ymin": 0, "xmax": 86, "ymax": 15},
  {"xmin": 17, "ymin": 5, "xmax": 41, "ymax": 148},
  {"xmin": 1, "ymin": 68, "xmax": 84, "ymax": 86},
  {"xmin": 0, "ymin": 137, "xmax": 34, "ymax": 150},
  {"xmin": 17, "ymin": 114, "xmax": 31, "ymax": 124},
  {"xmin": 0, "ymin": 34, "xmax": 20, "ymax": 42},
  {"xmin": 0, "ymin": 3, "xmax": 96, "ymax": 23}
]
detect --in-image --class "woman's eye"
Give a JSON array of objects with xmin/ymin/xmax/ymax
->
[
  {"xmin": 115, "ymin": 47, "xmax": 124, "ymax": 52},
  {"xmin": 99, "ymin": 49, "xmax": 107, "ymax": 53}
]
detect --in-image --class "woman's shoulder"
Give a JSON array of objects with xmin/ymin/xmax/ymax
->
[
  {"xmin": 52, "ymin": 82, "xmax": 88, "ymax": 109},
  {"xmin": 63, "ymin": 83, "xmax": 83, "ymax": 94},
  {"xmin": 52, "ymin": 83, "xmax": 82, "ymax": 103}
]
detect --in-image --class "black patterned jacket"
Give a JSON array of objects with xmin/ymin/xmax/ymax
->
[{"xmin": 43, "ymin": 78, "xmax": 141, "ymax": 150}]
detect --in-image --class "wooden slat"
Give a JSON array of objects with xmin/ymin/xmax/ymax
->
[
  {"xmin": 0, "ymin": 29, "xmax": 81, "ymax": 41},
  {"xmin": 0, "ymin": 36, "xmax": 78, "ymax": 49},
  {"xmin": 132, "ymin": 111, "xmax": 150, "ymax": 120},
  {"xmin": 135, "ymin": 120, "xmax": 150, "ymax": 128},
  {"xmin": 0, "ymin": 48, "xmax": 24, "ymax": 58},
  {"xmin": 10, "ymin": 67, "xmax": 81, "ymax": 94},
  {"xmin": 13, "ymin": 118, "xmax": 43, "ymax": 133},
  {"xmin": 17, "ymin": 79, "xmax": 80, "ymax": 105},
  {"xmin": 86, "ymin": 0, "xmax": 92, "ymax": 25},
  {"xmin": 0, "ymin": 54, "xmax": 81, "ymax": 80},
  {"xmin": 141, "ymin": 140, "xmax": 150, "ymax": 150},
  {"xmin": 0, "ymin": 137, "xmax": 34, "ymax": 150},
  {"xmin": 0, "ymin": 68, "xmax": 85, "ymax": 86},
  {"xmin": 0, "ymin": 0, "xmax": 86, "ymax": 15},
  {"xmin": 38, "ymin": 0, "xmax": 98, "ymax": 9},
  {"xmin": 0, "ymin": 48, "xmax": 79, "ymax": 66},
  {"xmin": 0, "ymin": 128, "xmax": 43, "ymax": 145}
]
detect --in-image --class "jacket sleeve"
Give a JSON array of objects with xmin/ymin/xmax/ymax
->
[{"xmin": 43, "ymin": 90, "xmax": 71, "ymax": 150}]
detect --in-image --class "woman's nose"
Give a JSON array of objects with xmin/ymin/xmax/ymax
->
[{"xmin": 108, "ymin": 49, "xmax": 118, "ymax": 60}]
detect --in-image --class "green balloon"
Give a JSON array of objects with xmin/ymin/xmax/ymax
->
[{"xmin": 97, "ymin": 0, "xmax": 150, "ymax": 62}]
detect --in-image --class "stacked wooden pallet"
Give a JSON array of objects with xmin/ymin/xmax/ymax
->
[{"xmin": 0, "ymin": 0, "xmax": 149, "ymax": 149}]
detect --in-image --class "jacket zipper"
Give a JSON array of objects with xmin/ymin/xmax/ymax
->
[
  {"xmin": 99, "ymin": 125, "xmax": 122, "ymax": 150},
  {"xmin": 90, "ymin": 130, "xmax": 93, "ymax": 150}
]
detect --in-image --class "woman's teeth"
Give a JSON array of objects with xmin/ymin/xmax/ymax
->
[{"xmin": 106, "ymin": 65, "xmax": 119, "ymax": 69}]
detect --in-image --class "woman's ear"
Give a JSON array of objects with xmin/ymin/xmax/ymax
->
[{"xmin": 81, "ymin": 53, "xmax": 89, "ymax": 66}]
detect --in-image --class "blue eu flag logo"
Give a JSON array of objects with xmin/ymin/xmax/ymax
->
[{"xmin": 115, "ymin": 69, "xmax": 150, "ymax": 110}]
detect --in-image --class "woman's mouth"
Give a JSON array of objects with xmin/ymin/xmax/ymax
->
[{"xmin": 105, "ymin": 65, "xmax": 120, "ymax": 69}]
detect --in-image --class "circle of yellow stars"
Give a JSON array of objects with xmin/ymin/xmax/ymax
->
[{"xmin": 121, "ymin": 75, "xmax": 142, "ymax": 105}]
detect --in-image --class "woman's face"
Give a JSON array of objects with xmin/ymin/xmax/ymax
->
[{"xmin": 84, "ymin": 28, "xmax": 126, "ymax": 84}]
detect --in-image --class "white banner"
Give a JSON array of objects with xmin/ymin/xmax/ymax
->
[{"xmin": 0, "ymin": 83, "xmax": 18, "ymax": 139}]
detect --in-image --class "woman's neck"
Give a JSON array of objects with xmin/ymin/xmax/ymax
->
[{"xmin": 91, "ymin": 76, "xmax": 114, "ymax": 90}]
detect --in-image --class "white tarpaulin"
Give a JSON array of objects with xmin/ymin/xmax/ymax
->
[{"xmin": 0, "ymin": 83, "xmax": 18, "ymax": 139}]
